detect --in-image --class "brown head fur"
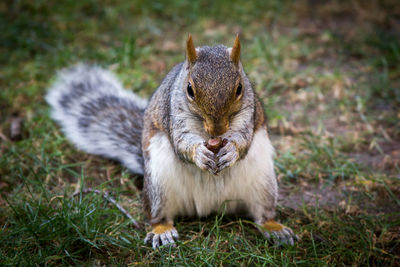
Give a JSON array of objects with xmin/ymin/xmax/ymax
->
[{"xmin": 185, "ymin": 36, "xmax": 244, "ymax": 137}]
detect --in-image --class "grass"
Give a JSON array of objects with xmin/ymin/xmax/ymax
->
[{"xmin": 1, "ymin": 0, "xmax": 400, "ymax": 265}]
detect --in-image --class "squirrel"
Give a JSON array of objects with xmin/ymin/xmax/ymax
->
[{"xmin": 46, "ymin": 34, "xmax": 297, "ymax": 249}]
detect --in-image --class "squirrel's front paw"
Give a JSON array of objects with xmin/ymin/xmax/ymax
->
[
  {"xmin": 216, "ymin": 141, "xmax": 239, "ymax": 173},
  {"xmin": 260, "ymin": 220, "xmax": 299, "ymax": 246},
  {"xmin": 194, "ymin": 143, "xmax": 218, "ymax": 174},
  {"xmin": 144, "ymin": 224, "xmax": 179, "ymax": 249}
]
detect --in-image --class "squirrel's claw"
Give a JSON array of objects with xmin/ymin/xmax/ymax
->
[
  {"xmin": 194, "ymin": 144, "xmax": 218, "ymax": 174},
  {"xmin": 146, "ymin": 232, "xmax": 176, "ymax": 249},
  {"xmin": 144, "ymin": 224, "xmax": 179, "ymax": 249},
  {"xmin": 260, "ymin": 221, "xmax": 299, "ymax": 246},
  {"xmin": 266, "ymin": 228, "xmax": 296, "ymax": 246},
  {"xmin": 216, "ymin": 141, "xmax": 239, "ymax": 172}
]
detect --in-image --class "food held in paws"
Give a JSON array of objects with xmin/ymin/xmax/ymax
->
[{"xmin": 205, "ymin": 137, "xmax": 227, "ymax": 153}]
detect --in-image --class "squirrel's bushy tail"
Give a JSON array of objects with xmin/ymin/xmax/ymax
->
[{"xmin": 46, "ymin": 64, "xmax": 147, "ymax": 175}]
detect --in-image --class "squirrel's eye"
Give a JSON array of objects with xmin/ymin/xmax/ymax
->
[
  {"xmin": 187, "ymin": 82, "xmax": 195, "ymax": 100},
  {"xmin": 236, "ymin": 83, "xmax": 242, "ymax": 97}
]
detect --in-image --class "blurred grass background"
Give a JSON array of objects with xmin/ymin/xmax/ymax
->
[{"xmin": 0, "ymin": 0, "xmax": 399, "ymax": 265}]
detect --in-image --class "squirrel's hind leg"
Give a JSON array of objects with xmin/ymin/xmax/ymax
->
[
  {"xmin": 243, "ymin": 128, "xmax": 298, "ymax": 246},
  {"xmin": 144, "ymin": 223, "xmax": 179, "ymax": 249},
  {"xmin": 250, "ymin": 204, "xmax": 298, "ymax": 246},
  {"xmin": 257, "ymin": 220, "xmax": 299, "ymax": 246},
  {"xmin": 250, "ymin": 203, "xmax": 298, "ymax": 246},
  {"xmin": 142, "ymin": 130, "xmax": 181, "ymax": 249}
]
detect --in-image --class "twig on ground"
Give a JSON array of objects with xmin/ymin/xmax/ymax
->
[
  {"xmin": 73, "ymin": 188, "xmax": 140, "ymax": 228},
  {"xmin": 0, "ymin": 131, "xmax": 10, "ymax": 142}
]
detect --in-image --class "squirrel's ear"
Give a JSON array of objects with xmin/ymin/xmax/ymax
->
[
  {"xmin": 230, "ymin": 34, "xmax": 241, "ymax": 65},
  {"xmin": 186, "ymin": 34, "xmax": 197, "ymax": 64}
]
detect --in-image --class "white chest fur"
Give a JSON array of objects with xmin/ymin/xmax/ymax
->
[{"xmin": 147, "ymin": 129, "xmax": 277, "ymax": 221}]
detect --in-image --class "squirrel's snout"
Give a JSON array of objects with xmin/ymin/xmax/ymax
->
[{"xmin": 203, "ymin": 117, "xmax": 229, "ymax": 136}]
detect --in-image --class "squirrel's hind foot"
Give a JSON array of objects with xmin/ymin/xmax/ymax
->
[
  {"xmin": 144, "ymin": 224, "xmax": 179, "ymax": 249},
  {"xmin": 260, "ymin": 220, "xmax": 299, "ymax": 246}
]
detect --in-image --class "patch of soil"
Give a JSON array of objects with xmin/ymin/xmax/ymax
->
[
  {"xmin": 349, "ymin": 140, "xmax": 400, "ymax": 176},
  {"xmin": 279, "ymin": 182, "xmax": 344, "ymax": 210},
  {"xmin": 279, "ymin": 179, "xmax": 400, "ymax": 215}
]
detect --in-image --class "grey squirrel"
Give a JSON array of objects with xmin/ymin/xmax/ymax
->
[{"xmin": 46, "ymin": 35, "xmax": 297, "ymax": 249}]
